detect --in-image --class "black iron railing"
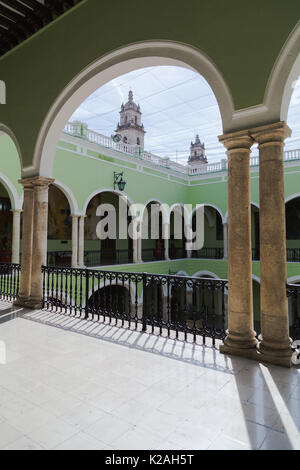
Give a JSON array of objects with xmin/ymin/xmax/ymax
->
[
  {"xmin": 252, "ymin": 248, "xmax": 300, "ymax": 262},
  {"xmin": 169, "ymin": 247, "xmax": 187, "ymax": 259},
  {"xmin": 142, "ymin": 248, "xmax": 164, "ymax": 262},
  {"xmin": 47, "ymin": 250, "xmax": 132, "ymax": 267},
  {"xmin": 47, "ymin": 251, "xmax": 72, "ymax": 267},
  {"xmin": 41, "ymin": 266, "xmax": 228, "ymax": 345},
  {"xmin": 0, "ymin": 263, "xmax": 20, "ymax": 301},
  {"xmin": 192, "ymin": 247, "xmax": 224, "ymax": 259},
  {"xmin": 287, "ymin": 283, "xmax": 300, "ymax": 340},
  {"xmin": 85, "ymin": 249, "xmax": 131, "ymax": 267},
  {"xmin": 287, "ymin": 249, "xmax": 300, "ymax": 263}
]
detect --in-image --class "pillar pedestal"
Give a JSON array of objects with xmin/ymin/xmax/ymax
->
[
  {"xmin": 14, "ymin": 181, "xmax": 34, "ymax": 306},
  {"xmin": 251, "ymin": 122, "xmax": 293, "ymax": 367},
  {"xmin": 78, "ymin": 216, "xmax": 85, "ymax": 268},
  {"xmin": 219, "ymin": 130, "xmax": 257, "ymax": 355},
  {"xmin": 71, "ymin": 215, "xmax": 79, "ymax": 268},
  {"xmin": 11, "ymin": 210, "xmax": 22, "ymax": 265},
  {"xmin": 223, "ymin": 222, "xmax": 228, "ymax": 260},
  {"xmin": 15, "ymin": 177, "xmax": 54, "ymax": 309}
]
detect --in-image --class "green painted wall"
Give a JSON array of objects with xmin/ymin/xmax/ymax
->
[
  {"xmin": 0, "ymin": 134, "xmax": 22, "ymax": 198},
  {"xmin": 0, "ymin": 0, "xmax": 299, "ymax": 169}
]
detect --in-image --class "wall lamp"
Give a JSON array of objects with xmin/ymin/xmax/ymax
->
[{"xmin": 114, "ymin": 172, "xmax": 126, "ymax": 191}]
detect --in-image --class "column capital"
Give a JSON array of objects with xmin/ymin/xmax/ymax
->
[
  {"xmin": 250, "ymin": 121, "xmax": 291, "ymax": 145},
  {"xmin": 218, "ymin": 130, "xmax": 254, "ymax": 152},
  {"xmin": 10, "ymin": 209, "xmax": 23, "ymax": 214},
  {"xmin": 18, "ymin": 176, "xmax": 54, "ymax": 188}
]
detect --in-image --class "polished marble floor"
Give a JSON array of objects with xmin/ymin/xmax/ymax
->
[{"xmin": 0, "ymin": 301, "xmax": 299, "ymax": 450}]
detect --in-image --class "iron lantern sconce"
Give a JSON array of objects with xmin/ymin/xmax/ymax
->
[{"xmin": 114, "ymin": 172, "xmax": 126, "ymax": 191}]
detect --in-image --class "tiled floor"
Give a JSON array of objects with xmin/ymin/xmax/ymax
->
[{"xmin": 0, "ymin": 302, "xmax": 300, "ymax": 450}]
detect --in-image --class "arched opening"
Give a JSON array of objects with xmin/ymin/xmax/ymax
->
[
  {"xmin": 88, "ymin": 285, "xmax": 130, "ymax": 318},
  {"xmin": 35, "ymin": 41, "xmax": 233, "ymax": 178},
  {"xmin": 286, "ymin": 197, "xmax": 300, "ymax": 262},
  {"xmin": 169, "ymin": 205, "xmax": 187, "ymax": 260},
  {"xmin": 47, "ymin": 185, "xmax": 72, "ymax": 266},
  {"xmin": 192, "ymin": 206, "xmax": 224, "ymax": 259},
  {"xmin": 142, "ymin": 201, "xmax": 164, "ymax": 262},
  {"xmin": 0, "ymin": 184, "xmax": 12, "ymax": 262},
  {"xmin": 144, "ymin": 282, "xmax": 163, "ymax": 321},
  {"xmin": 287, "ymin": 279, "xmax": 300, "ymax": 341},
  {"xmin": 85, "ymin": 191, "xmax": 133, "ymax": 266},
  {"xmin": 169, "ymin": 273, "xmax": 227, "ymax": 333},
  {"xmin": 0, "ymin": 130, "xmax": 22, "ymax": 264}
]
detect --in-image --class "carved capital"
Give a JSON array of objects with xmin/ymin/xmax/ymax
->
[
  {"xmin": 250, "ymin": 121, "xmax": 291, "ymax": 146},
  {"xmin": 218, "ymin": 130, "xmax": 254, "ymax": 153}
]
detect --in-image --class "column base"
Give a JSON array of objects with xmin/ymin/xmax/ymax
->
[
  {"xmin": 14, "ymin": 296, "xmax": 43, "ymax": 310},
  {"xmin": 220, "ymin": 343, "xmax": 293, "ymax": 368},
  {"xmin": 257, "ymin": 334, "xmax": 293, "ymax": 360},
  {"xmin": 222, "ymin": 329, "xmax": 258, "ymax": 350}
]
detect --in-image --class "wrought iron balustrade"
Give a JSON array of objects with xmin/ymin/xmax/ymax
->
[
  {"xmin": 47, "ymin": 251, "xmax": 72, "ymax": 267},
  {"xmin": 192, "ymin": 247, "xmax": 224, "ymax": 260},
  {"xmin": 41, "ymin": 266, "xmax": 228, "ymax": 345},
  {"xmin": 169, "ymin": 247, "xmax": 187, "ymax": 260},
  {"xmin": 142, "ymin": 247, "xmax": 165, "ymax": 262},
  {"xmin": 85, "ymin": 249, "xmax": 132, "ymax": 267},
  {"xmin": 287, "ymin": 248, "xmax": 300, "ymax": 263},
  {"xmin": 287, "ymin": 283, "xmax": 300, "ymax": 341},
  {"xmin": 0, "ymin": 263, "xmax": 20, "ymax": 301}
]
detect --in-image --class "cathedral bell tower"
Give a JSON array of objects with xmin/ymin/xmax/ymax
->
[
  {"xmin": 115, "ymin": 90, "xmax": 146, "ymax": 149},
  {"xmin": 188, "ymin": 135, "xmax": 208, "ymax": 165}
]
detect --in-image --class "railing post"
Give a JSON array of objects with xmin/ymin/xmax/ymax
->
[
  {"xmin": 142, "ymin": 272, "xmax": 147, "ymax": 331},
  {"xmin": 85, "ymin": 268, "xmax": 89, "ymax": 319}
]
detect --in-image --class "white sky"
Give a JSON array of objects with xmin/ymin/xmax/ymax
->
[{"xmin": 70, "ymin": 66, "xmax": 300, "ymax": 164}]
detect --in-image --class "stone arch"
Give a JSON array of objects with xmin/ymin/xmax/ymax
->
[
  {"xmin": 52, "ymin": 179, "xmax": 79, "ymax": 215},
  {"xmin": 285, "ymin": 193, "xmax": 300, "ymax": 205},
  {"xmin": 32, "ymin": 40, "xmax": 234, "ymax": 178},
  {"xmin": 0, "ymin": 123, "xmax": 23, "ymax": 174},
  {"xmin": 83, "ymin": 188, "xmax": 134, "ymax": 215},
  {"xmin": 87, "ymin": 280, "xmax": 136, "ymax": 305},
  {"xmin": 191, "ymin": 203, "xmax": 224, "ymax": 226},
  {"xmin": 264, "ymin": 21, "xmax": 300, "ymax": 123},
  {"xmin": 0, "ymin": 172, "xmax": 22, "ymax": 211},
  {"xmin": 192, "ymin": 270, "xmax": 220, "ymax": 280}
]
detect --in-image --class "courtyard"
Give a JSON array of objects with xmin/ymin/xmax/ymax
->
[{"xmin": 0, "ymin": 301, "xmax": 299, "ymax": 450}]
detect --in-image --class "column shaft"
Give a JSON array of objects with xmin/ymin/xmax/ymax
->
[
  {"xmin": 15, "ymin": 182, "xmax": 34, "ymax": 304},
  {"xmin": 219, "ymin": 130, "xmax": 257, "ymax": 354},
  {"xmin": 163, "ymin": 223, "xmax": 170, "ymax": 261},
  {"xmin": 28, "ymin": 178, "xmax": 54, "ymax": 308},
  {"xmin": 137, "ymin": 236, "xmax": 142, "ymax": 263},
  {"xmin": 72, "ymin": 216, "xmax": 79, "ymax": 268},
  {"xmin": 223, "ymin": 222, "xmax": 228, "ymax": 260},
  {"xmin": 251, "ymin": 122, "xmax": 292, "ymax": 366},
  {"xmin": 11, "ymin": 210, "xmax": 21, "ymax": 264},
  {"xmin": 78, "ymin": 216, "xmax": 85, "ymax": 268}
]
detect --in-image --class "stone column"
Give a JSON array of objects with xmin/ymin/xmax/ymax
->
[
  {"xmin": 185, "ymin": 223, "xmax": 193, "ymax": 258},
  {"xmin": 163, "ymin": 223, "xmax": 170, "ymax": 261},
  {"xmin": 14, "ymin": 180, "xmax": 34, "ymax": 306},
  {"xmin": 251, "ymin": 122, "xmax": 292, "ymax": 367},
  {"xmin": 78, "ymin": 215, "xmax": 85, "ymax": 268},
  {"xmin": 218, "ymin": 130, "xmax": 257, "ymax": 356},
  {"xmin": 137, "ymin": 230, "xmax": 142, "ymax": 263},
  {"xmin": 71, "ymin": 215, "xmax": 79, "ymax": 268},
  {"xmin": 132, "ymin": 234, "xmax": 138, "ymax": 264},
  {"xmin": 11, "ymin": 210, "xmax": 22, "ymax": 264},
  {"xmin": 27, "ymin": 177, "xmax": 54, "ymax": 308},
  {"xmin": 223, "ymin": 222, "xmax": 228, "ymax": 260}
]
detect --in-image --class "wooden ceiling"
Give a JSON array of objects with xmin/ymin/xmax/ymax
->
[{"xmin": 0, "ymin": 0, "xmax": 83, "ymax": 56}]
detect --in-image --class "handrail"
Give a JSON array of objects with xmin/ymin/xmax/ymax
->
[{"xmin": 63, "ymin": 122, "xmax": 300, "ymax": 177}]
